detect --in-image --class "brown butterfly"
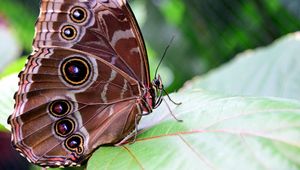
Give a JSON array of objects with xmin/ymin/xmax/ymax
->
[{"xmin": 8, "ymin": 0, "xmax": 166, "ymax": 168}]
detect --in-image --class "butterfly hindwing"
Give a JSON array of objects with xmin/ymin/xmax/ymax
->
[{"xmin": 10, "ymin": 47, "xmax": 143, "ymax": 166}]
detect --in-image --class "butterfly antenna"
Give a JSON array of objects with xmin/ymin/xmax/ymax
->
[{"xmin": 154, "ymin": 36, "xmax": 175, "ymax": 78}]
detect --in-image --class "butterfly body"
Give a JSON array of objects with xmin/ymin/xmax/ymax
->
[{"xmin": 8, "ymin": 0, "xmax": 160, "ymax": 167}]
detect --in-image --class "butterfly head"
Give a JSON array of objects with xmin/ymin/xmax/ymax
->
[
  {"xmin": 146, "ymin": 75, "xmax": 164, "ymax": 109},
  {"xmin": 152, "ymin": 75, "xmax": 163, "ymax": 90}
]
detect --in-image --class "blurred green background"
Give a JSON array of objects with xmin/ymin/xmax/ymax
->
[
  {"xmin": 1, "ymin": 0, "xmax": 300, "ymax": 92},
  {"xmin": 0, "ymin": 0, "xmax": 300, "ymax": 169}
]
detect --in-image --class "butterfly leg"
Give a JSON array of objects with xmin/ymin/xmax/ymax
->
[
  {"xmin": 163, "ymin": 98, "xmax": 183, "ymax": 122},
  {"xmin": 154, "ymin": 88, "xmax": 163, "ymax": 109},
  {"xmin": 154, "ymin": 97, "xmax": 163, "ymax": 109},
  {"xmin": 162, "ymin": 88, "xmax": 182, "ymax": 106},
  {"xmin": 153, "ymin": 78, "xmax": 182, "ymax": 121},
  {"xmin": 162, "ymin": 90, "xmax": 182, "ymax": 122}
]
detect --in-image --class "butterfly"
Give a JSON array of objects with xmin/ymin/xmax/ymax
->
[{"xmin": 7, "ymin": 0, "xmax": 166, "ymax": 168}]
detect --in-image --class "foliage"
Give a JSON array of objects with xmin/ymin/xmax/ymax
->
[
  {"xmin": 182, "ymin": 33, "xmax": 300, "ymax": 101},
  {"xmin": 57, "ymin": 32, "xmax": 300, "ymax": 170},
  {"xmin": 140, "ymin": 0, "xmax": 300, "ymax": 91},
  {"xmin": 1, "ymin": 0, "xmax": 300, "ymax": 170},
  {"xmin": 0, "ymin": 57, "xmax": 27, "ymax": 78},
  {"xmin": 88, "ymin": 91, "xmax": 300, "ymax": 170},
  {"xmin": 0, "ymin": 0, "xmax": 37, "ymax": 51}
]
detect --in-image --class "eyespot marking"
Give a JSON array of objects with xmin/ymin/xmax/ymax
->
[
  {"xmin": 65, "ymin": 134, "xmax": 84, "ymax": 154},
  {"xmin": 55, "ymin": 118, "xmax": 75, "ymax": 137},
  {"xmin": 49, "ymin": 100, "xmax": 72, "ymax": 117},
  {"xmin": 70, "ymin": 6, "xmax": 87, "ymax": 23},
  {"xmin": 61, "ymin": 25, "xmax": 77, "ymax": 40},
  {"xmin": 61, "ymin": 57, "xmax": 91, "ymax": 86}
]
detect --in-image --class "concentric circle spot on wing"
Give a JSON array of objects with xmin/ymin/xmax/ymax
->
[
  {"xmin": 49, "ymin": 100, "xmax": 72, "ymax": 117},
  {"xmin": 61, "ymin": 25, "xmax": 77, "ymax": 40},
  {"xmin": 70, "ymin": 6, "xmax": 87, "ymax": 23},
  {"xmin": 61, "ymin": 57, "xmax": 91, "ymax": 86}
]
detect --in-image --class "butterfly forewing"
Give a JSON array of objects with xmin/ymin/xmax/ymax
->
[
  {"xmin": 9, "ymin": 0, "xmax": 154, "ymax": 167},
  {"xmin": 34, "ymin": 0, "xmax": 150, "ymax": 85}
]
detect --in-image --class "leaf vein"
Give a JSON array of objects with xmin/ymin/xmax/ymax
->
[
  {"xmin": 178, "ymin": 134, "xmax": 216, "ymax": 170},
  {"xmin": 239, "ymin": 134, "xmax": 270, "ymax": 170},
  {"xmin": 122, "ymin": 145, "xmax": 144, "ymax": 170}
]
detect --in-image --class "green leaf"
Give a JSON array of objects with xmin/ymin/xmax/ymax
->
[
  {"xmin": 87, "ymin": 90, "xmax": 300, "ymax": 170},
  {"xmin": 182, "ymin": 32, "xmax": 300, "ymax": 100},
  {"xmin": 0, "ymin": 124, "xmax": 8, "ymax": 132},
  {"xmin": 0, "ymin": 57, "xmax": 26, "ymax": 79},
  {"xmin": 0, "ymin": 74, "xmax": 18, "ymax": 131}
]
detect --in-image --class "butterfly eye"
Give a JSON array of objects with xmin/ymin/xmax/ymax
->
[
  {"xmin": 49, "ymin": 100, "xmax": 72, "ymax": 117},
  {"xmin": 55, "ymin": 118, "xmax": 75, "ymax": 137},
  {"xmin": 61, "ymin": 57, "xmax": 91, "ymax": 86},
  {"xmin": 65, "ymin": 134, "xmax": 84, "ymax": 154},
  {"xmin": 70, "ymin": 6, "xmax": 87, "ymax": 23},
  {"xmin": 61, "ymin": 25, "xmax": 77, "ymax": 40}
]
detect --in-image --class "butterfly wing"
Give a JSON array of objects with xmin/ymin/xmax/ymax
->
[
  {"xmin": 34, "ymin": 0, "xmax": 150, "ymax": 86},
  {"xmin": 9, "ymin": 0, "xmax": 152, "ymax": 167},
  {"xmin": 10, "ymin": 47, "xmax": 143, "ymax": 167}
]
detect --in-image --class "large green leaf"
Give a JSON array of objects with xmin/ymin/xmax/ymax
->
[
  {"xmin": 87, "ymin": 90, "xmax": 300, "ymax": 170},
  {"xmin": 182, "ymin": 32, "xmax": 300, "ymax": 100}
]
